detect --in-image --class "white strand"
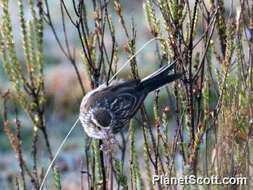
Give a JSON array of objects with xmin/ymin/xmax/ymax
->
[
  {"xmin": 109, "ymin": 37, "xmax": 161, "ymax": 83},
  {"xmin": 39, "ymin": 118, "xmax": 80, "ymax": 190}
]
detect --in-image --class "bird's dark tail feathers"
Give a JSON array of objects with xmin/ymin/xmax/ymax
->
[{"xmin": 139, "ymin": 62, "xmax": 182, "ymax": 93}]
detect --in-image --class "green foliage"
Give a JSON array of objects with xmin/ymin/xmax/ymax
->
[
  {"xmin": 114, "ymin": 159, "xmax": 128, "ymax": 190},
  {"xmin": 144, "ymin": 0, "xmax": 160, "ymax": 36},
  {"xmin": 0, "ymin": 0, "xmax": 45, "ymax": 129},
  {"xmin": 93, "ymin": 140, "xmax": 104, "ymax": 190},
  {"xmin": 0, "ymin": 1, "xmax": 53, "ymax": 189},
  {"xmin": 129, "ymin": 120, "xmax": 145, "ymax": 190},
  {"xmin": 53, "ymin": 168, "xmax": 62, "ymax": 190}
]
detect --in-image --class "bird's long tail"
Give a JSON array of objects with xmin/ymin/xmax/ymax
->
[{"xmin": 139, "ymin": 62, "xmax": 181, "ymax": 93}]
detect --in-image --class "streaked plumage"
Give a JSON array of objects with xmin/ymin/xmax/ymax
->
[{"xmin": 79, "ymin": 62, "xmax": 181, "ymax": 139}]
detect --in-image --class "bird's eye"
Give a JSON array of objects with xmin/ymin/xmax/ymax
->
[{"xmin": 96, "ymin": 126, "xmax": 102, "ymax": 131}]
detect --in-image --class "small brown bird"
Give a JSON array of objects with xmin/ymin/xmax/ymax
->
[{"xmin": 79, "ymin": 62, "xmax": 181, "ymax": 139}]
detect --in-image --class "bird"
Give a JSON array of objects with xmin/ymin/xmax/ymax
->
[{"xmin": 79, "ymin": 62, "xmax": 181, "ymax": 139}]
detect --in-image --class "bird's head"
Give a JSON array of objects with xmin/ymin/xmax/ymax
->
[{"xmin": 79, "ymin": 107, "xmax": 113, "ymax": 139}]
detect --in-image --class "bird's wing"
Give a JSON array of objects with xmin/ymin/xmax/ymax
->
[
  {"xmin": 83, "ymin": 80, "xmax": 140, "ymax": 109},
  {"xmin": 107, "ymin": 91, "xmax": 146, "ymax": 131},
  {"xmin": 83, "ymin": 79, "xmax": 146, "ymax": 133},
  {"xmin": 107, "ymin": 93, "xmax": 136, "ymax": 132},
  {"xmin": 107, "ymin": 79, "xmax": 145, "ymax": 116}
]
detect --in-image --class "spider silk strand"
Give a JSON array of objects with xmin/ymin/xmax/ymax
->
[
  {"xmin": 109, "ymin": 37, "xmax": 161, "ymax": 83},
  {"xmin": 39, "ymin": 118, "xmax": 80, "ymax": 190}
]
